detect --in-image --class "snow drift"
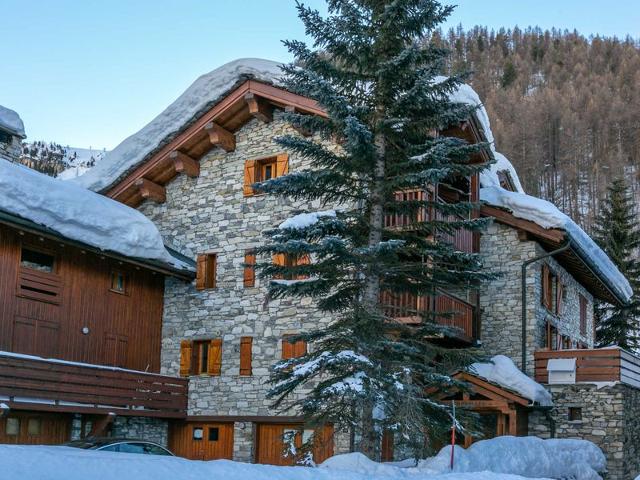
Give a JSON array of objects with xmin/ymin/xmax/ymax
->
[{"xmin": 0, "ymin": 159, "xmax": 188, "ymax": 270}]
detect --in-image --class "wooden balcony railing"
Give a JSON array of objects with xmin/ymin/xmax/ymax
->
[
  {"xmin": 534, "ymin": 348, "xmax": 640, "ymax": 388},
  {"xmin": 380, "ymin": 290, "xmax": 475, "ymax": 341},
  {"xmin": 0, "ymin": 351, "xmax": 188, "ymax": 418}
]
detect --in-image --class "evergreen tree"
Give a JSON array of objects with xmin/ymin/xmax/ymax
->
[
  {"xmin": 257, "ymin": 0, "xmax": 494, "ymax": 459},
  {"xmin": 593, "ymin": 178, "xmax": 640, "ymax": 350}
]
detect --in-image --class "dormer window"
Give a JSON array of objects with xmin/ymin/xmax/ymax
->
[{"xmin": 497, "ymin": 170, "xmax": 517, "ymax": 192}]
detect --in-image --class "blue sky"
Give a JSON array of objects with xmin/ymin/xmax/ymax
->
[{"xmin": 2, "ymin": 0, "xmax": 639, "ymax": 149}]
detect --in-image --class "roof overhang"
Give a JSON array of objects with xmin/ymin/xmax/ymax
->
[
  {"xmin": 481, "ymin": 204, "xmax": 626, "ymax": 306},
  {"xmin": 0, "ymin": 209, "xmax": 194, "ymax": 280}
]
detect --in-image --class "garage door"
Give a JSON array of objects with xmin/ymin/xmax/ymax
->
[
  {"xmin": 0, "ymin": 412, "xmax": 70, "ymax": 445},
  {"xmin": 169, "ymin": 422, "xmax": 234, "ymax": 460},
  {"xmin": 255, "ymin": 423, "xmax": 333, "ymax": 465}
]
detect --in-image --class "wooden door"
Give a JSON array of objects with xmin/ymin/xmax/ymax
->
[
  {"xmin": 169, "ymin": 422, "xmax": 234, "ymax": 460},
  {"xmin": 0, "ymin": 412, "xmax": 70, "ymax": 445},
  {"xmin": 255, "ymin": 423, "xmax": 334, "ymax": 465}
]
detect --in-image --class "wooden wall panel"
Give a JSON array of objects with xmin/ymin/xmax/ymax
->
[
  {"xmin": 0, "ymin": 224, "xmax": 165, "ymax": 372},
  {"xmin": 169, "ymin": 422, "xmax": 234, "ymax": 460},
  {"xmin": 0, "ymin": 411, "xmax": 71, "ymax": 445}
]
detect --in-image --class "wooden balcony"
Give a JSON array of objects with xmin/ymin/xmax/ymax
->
[
  {"xmin": 380, "ymin": 290, "xmax": 475, "ymax": 342},
  {"xmin": 0, "ymin": 351, "xmax": 188, "ymax": 418},
  {"xmin": 534, "ymin": 348, "xmax": 640, "ymax": 388}
]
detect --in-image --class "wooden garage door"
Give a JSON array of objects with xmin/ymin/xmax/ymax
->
[
  {"xmin": 169, "ymin": 422, "xmax": 234, "ymax": 460},
  {"xmin": 255, "ymin": 423, "xmax": 334, "ymax": 466},
  {"xmin": 0, "ymin": 412, "xmax": 70, "ymax": 445}
]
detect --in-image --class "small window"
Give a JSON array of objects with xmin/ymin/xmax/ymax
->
[
  {"xmin": 208, "ymin": 427, "xmax": 219, "ymax": 442},
  {"xmin": 193, "ymin": 427, "xmax": 204, "ymax": 440},
  {"xmin": 5, "ymin": 418, "xmax": 19, "ymax": 436},
  {"xmin": 21, "ymin": 248, "xmax": 54, "ymax": 273},
  {"xmin": 196, "ymin": 253, "xmax": 217, "ymax": 290},
  {"xmin": 193, "ymin": 340, "xmax": 209, "ymax": 375},
  {"xmin": 282, "ymin": 335, "xmax": 307, "ymax": 360},
  {"xmin": 273, "ymin": 253, "xmax": 310, "ymax": 280},
  {"xmin": 243, "ymin": 154, "xmax": 289, "ymax": 197},
  {"xmin": 110, "ymin": 270, "xmax": 126, "ymax": 294},
  {"xmin": 497, "ymin": 170, "xmax": 517, "ymax": 192},
  {"xmin": 27, "ymin": 418, "xmax": 41, "ymax": 436},
  {"xmin": 257, "ymin": 159, "xmax": 277, "ymax": 182},
  {"xmin": 568, "ymin": 407, "xmax": 582, "ymax": 421}
]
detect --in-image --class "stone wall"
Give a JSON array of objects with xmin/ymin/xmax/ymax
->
[
  {"xmin": 0, "ymin": 133, "xmax": 21, "ymax": 163},
  {"xmin": 480, "ymin": 222, "xmax": 594, "ymax": 372},
  {"xmin": 110, "ymin": 416, "xmax": 169, "ymax": 447},
  {"xmin": 528, "ymin": 383, "xmax": 640, "ymax": 480}
]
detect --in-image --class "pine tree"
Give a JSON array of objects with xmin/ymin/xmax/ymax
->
[
  {"xmin": 593, "ymin": 178, "xmax": 640, "ymax": 350},
  {"xmin": 257, "ymin": 0, "xmax": 494, "ymax": 459}
]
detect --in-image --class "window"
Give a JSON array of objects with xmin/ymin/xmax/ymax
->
[
  {"xmin": 193, "ymin": 427, "xmax": 204, "ymax": 440},
  {"xmin": 110, "ymin": 270, "xmax": 126, "ymax": 294},
  {"xmin": 497, "ymin": 170, "xmax": 517, "ymax": 192},
  {"xmin": 579, "ymin": 294, "xmax": 588, "ymax": 335},
  {"xmin": 541, "ymin": 264, "xmax": 563, "ymax": 314},
  {"xmin": 196, "ymin": 253, "xmax": 217, "ymax": 290},
  {"xmin": 243, "ymin": 154, "xmax": 289, "ymax": 196},
  {"xmin": 239, "ymin": 337, "xmax": 253, "ymax": 376},
  {"xmin": 273, "ymin": 253, "xmax": 310, "ymax": 280},
  {"xmin": 27, "ymin": 418, "xmax": 41, "ymax": 436},
  {"xmin": 20, "ymin": 247, "xmax": 54, "ymax": 273},
  {"xmin": 568, "ymin": 407, "xmax": 582, "ymax": 421},
  {"xmin": 179, "ymin": 339, "xmax": 222, "ymax": 377},
  {"xmin": 282, "ymin": 335, "xmax": 307, "ymax": 360},
  {"xmin": 5, "ymin": 418, "xmax": 19, "ymax": 436},
  {"xmin": 244, "ymin": 250, "xmax": 256, "ymax": 288},
  {"xmin": 0, "ymin": 130, "xmax": 12, "ymax": 144},
  {"xmin": 208, "ymin": 427, "xmax": 219, "ymax": 442}
]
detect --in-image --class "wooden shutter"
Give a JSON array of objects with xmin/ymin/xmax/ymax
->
[
  {"xmin": 208, "ymin": 339, "xmax": 223, "ymax": 376},
  {"xmin": 556, "ymin": 282, "xmax": 564, "ymax": 314},
  {"xmin": 243, "ymin": 160, "xmax": 257, "ymax": 197},
  {"xmin": 579, "ymin": 294, "xmax": 588, "ymax": 335},
  {"xmin": 244, "ymin": 251, "xmax": 256, "ymax": 287},
  {"xmin": 239, "ymin": 337, "xmax": 253, "ymax": 376},
  {"xmin": 294, "ymin": 339, "xmax": 307, "ymax": 357},
  {"xmin": 295, "ymin": 254, "xmax": 310, "ymax": 280},
  {"xmin": 197, "ymin": 254, "xmax": 217, "ymax": 290},
  {"xmin": 275, "ymin": 153, "xmax": 289, "ymax": 178},
  {"xmin": 541, "ymin": 264, "xmax": 552, "ymax": 309},
  {"xmin": 180, "ymin": 340, "xmax": 193, "ymax": 377},
  {"xmin": 196, "ymin": 255, "xmax": 207, "ymax": 290},
  {"xmin": 282, "ymin": 335, "xmax": 307, "ymax": 359}
]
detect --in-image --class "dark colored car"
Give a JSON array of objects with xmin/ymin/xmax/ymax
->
[{"xmin": 64, "ymin": 437, "xmax": 174, "ymax": 456}]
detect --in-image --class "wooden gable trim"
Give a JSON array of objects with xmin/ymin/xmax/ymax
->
[
  {"xmin": 105, "ymin": 80, "xmax": 325, "ymax": 206},
  {"xmin": 135, "ymin": 178, "xmax": 166, "ymax": 203},
  {"xmin": 171, "ymin": 151, "xmax": 199, "ymax": 177},
  {"xmin": 480, "ymin": 205, "xmax": 566, "ymax": 244},
  {"xmin": 451, "ymin": 372, "xmax": 531, "ymax": 406}
]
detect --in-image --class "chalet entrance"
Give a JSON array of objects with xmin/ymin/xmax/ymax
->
[
  {"xmin": 0, "ymin": 411, "xmax": 71, "ymax": 445},
  {"xmin": 254, "ymin": 423, "xmax": 334, "ymax": 465},
  {"xmin": 169, "ymin": 422, "xmax": 234, "ymax": 460},
  {"xmin": 434, "ymin": 372, "xmax": 531, "ymax": 448}
]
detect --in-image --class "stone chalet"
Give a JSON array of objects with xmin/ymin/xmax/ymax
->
[{"xmin": 0, "ymin": 61, "xmax": 638, "ymax": 479}]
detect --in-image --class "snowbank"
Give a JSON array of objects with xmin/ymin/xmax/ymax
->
[
  {"xmin": 72, "ymin": 58, "xmax": 285, "ymax": 192},
  {"xmin": 0, "ymin": 444, "xmax": 552, "ymax": 480},
  {"xmin": 480, "ymin": 186, "xmax": 632, "ymax": 303},
  {"xmin": 469, "ymin": 355, "xmax": 552, "ymax": 406},
  {"xmin": 0, "ymin": 159, "xmax": 189, "ymax": 270},
  {"xmin": 0, "ymin": 104, "xmax": 26, "ymax": 138}
]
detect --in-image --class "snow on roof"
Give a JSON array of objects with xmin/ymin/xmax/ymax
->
[
  {"xmin": 480, "ymin": 186, "xmax": 633, "ymax": 303},
  {"xmin": 72, "ymin": 58, "xmax": 285, "ymax": 192},
  {"xmin": 469, "ymin": 355, "xmax": 553, "ymax": 406},
  {"xmin": 0, "ymin": 104, "xmax": 26, "ymax": 138},
  {"xmin": 0, "ymin": 158, "xmax": 191, "ymax": 272}
]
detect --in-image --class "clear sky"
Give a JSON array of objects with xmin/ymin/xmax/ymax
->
[{"xmin": 2, "ymin": 0, "xmax": 639, "ymax": 149}]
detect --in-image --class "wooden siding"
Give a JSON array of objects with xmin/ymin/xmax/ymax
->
[
  {"xmin": 0, "ymin": 411, "xmax": 71, "ymax": 445},
  {"xmin": 0, "ymin": 224, "xmax": 165, "ymax": 372},
  {"xmin": 169, "ymin": 421, "xmax": 234, "ymax": 460},
  {"xmin": 0, "ymin": 352, "xmax": 188, "ymax": 418},
  {"xmin": 534, "ymin": 348, "xmax": 640, "ymax": 388},
  {"xmin": 254, "ymin": 423, "xmax": 334, "ymax": 466}
]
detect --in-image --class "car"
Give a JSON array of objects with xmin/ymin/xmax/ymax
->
[{"xmin": 63, "ymin": 437, "xmax": 174, "ymax": 456}]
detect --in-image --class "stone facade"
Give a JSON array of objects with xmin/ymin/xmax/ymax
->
[
  {"xmin": 0, "ymin": 130, "xmax": 21, "ymax": 163},
  {"xmin": 528, "ymin": 383, "xmax": 640, "ymax": 480},
  {"xmin": 480, "ymin": 222, "xmax": 594, "ymax": 372},
  {"xmin": 139, "ymin": 111, "xmax": 347, "ymax": 460},
  {"xmin": 69, "ymin": 415, "xmax": 168, "ymax": 447}
]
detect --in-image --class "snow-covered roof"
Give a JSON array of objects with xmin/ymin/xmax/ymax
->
[
  {"xmin": 470, "ymin": 355, "xmax": 553, "ymax": 406},
  {"xmin": 0, "ymin": 158, "xmax": 192, "ymax": 273},
  {"xmin": 72, "ymin": 58, "xmax": 285, "ymax": 192},
  {"xmin": 0, "ymin": 104, "xmax": 26, "ymax": 138}
]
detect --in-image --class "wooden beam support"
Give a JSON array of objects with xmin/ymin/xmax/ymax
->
[
  {"xmin": 89, "ymin": 412, "xmax": 116, "ymax": 437},
  {"xmin": 285, "ymin": 105, "xmax": 312, "ymax": 137},
  {"xmin": 170, "ymin": 151, "xmax": 199, "ymax": 178},
  {"xmin": 244, "ymin": 93, "xmax": 273, "ymax": 123},
  {"xmin": 135, "ymin": 178, "xmax": 166, "ymax": 203},
  {"xmin": 204, "ymin": 122, "xmax": 235, "ymax": 152}
]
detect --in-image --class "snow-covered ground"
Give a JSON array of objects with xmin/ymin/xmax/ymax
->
[{"xmin": 0, "ymin": 437, "xmax": 606, "ymax": 480}]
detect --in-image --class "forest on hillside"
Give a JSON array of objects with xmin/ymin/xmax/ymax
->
[{"xmin": 434, "ymin": 26, "xmax": 640, "ymax": 232}]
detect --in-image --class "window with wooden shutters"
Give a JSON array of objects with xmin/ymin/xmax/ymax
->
[
  {"xmin": 179, "ymin": 340, "xmax": 193, "ymax": 377},
  {"xmin": 273, "ymin": 253, "xmax": 310, "ymax": 280},
  {"xmin": 239, "ymin": 337, "xmax": 253, "ymax": 376},
  {"xmin": 180, "ymin": 339, "xmax": 222, "ymax": 376},
  {"xmin": 282, "ymin": 334, "xmax": 307, "ymax": 360},
  {"xmin": 196, "ymin": 253, "xmax": 217, "ymax": 290},
  {"xmin": 579, "ymin": 294, "xmax": 588, "ymax": 335},
  {"xmin": 243, "ymin": 153, "xmax": 289, "ymax": 197},
  {"xmin": 243, "ymin": 250, "xmax": 256, "ymax": 288}
]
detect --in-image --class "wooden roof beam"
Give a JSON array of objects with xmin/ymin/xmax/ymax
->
[
  {"xmin": 135, "ymin": 178, "xmax": 166, "ymax": 203},
  {"xmin": 170, "ymin": 151, "xmax": 199, "ymax": 178},
  {"xmin": 204, "ymin": 122, "xmax": 235, "ymax": 152},
  {"xmin": 244, "ymin": 92, "xmax": 273, "ymax": 123},
  {"xmin": 285, "ymin": 105, "xmax": 312, "ymax": 137}
]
